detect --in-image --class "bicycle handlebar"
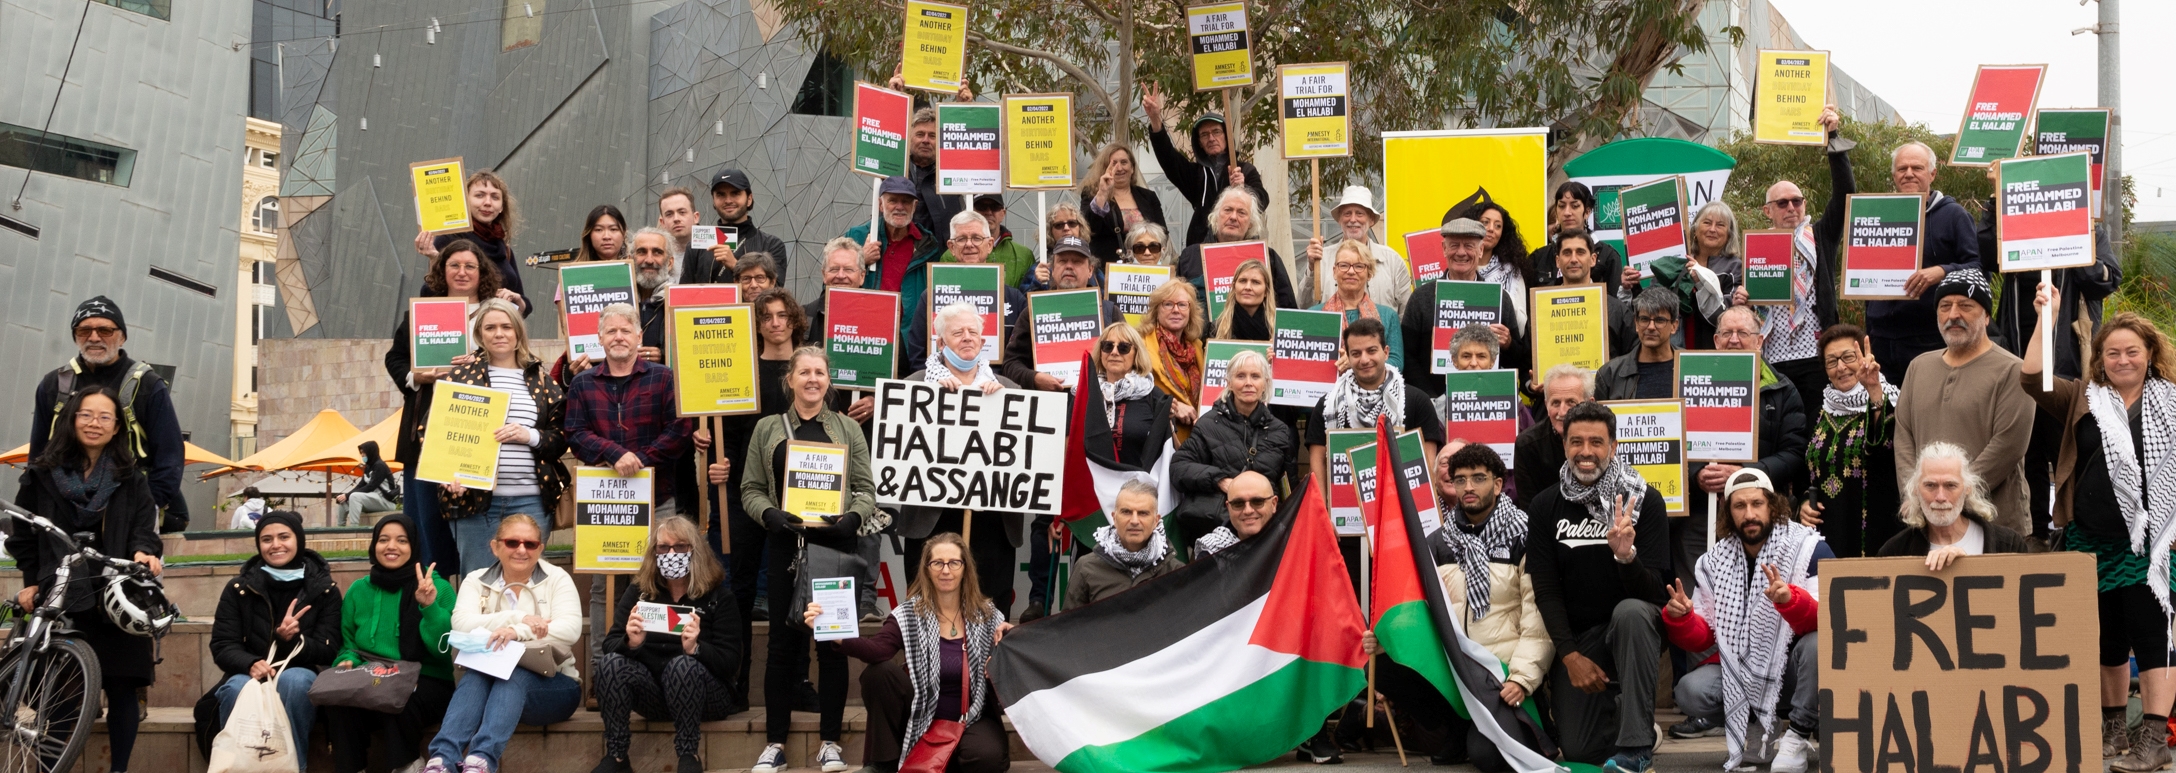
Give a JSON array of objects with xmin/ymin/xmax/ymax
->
[{"xmin": 0, "ymin": 498, "xmax": 153, "ymax": 578}]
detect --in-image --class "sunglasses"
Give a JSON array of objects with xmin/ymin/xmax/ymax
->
[
  {"xmin": 1100, "ymin": 341, "xmax": 1134, "ymax": 355},
  {"xmin": 654, "ymin": 543, "xmax": 693, "ymax": 554},
  {"xmin": 499, "ymin": 538, "xmax": 541, "ymax": 551},
  {"xmin": 73, "ymin": 326, "xmax": 121, "ymax": 340},
  {"xmin": 1226, "ymin": 496, "xmax": 1274, "ymax": 511},
  {"xmin": 1051, "ymin": 220, "xmax": 1084, "ymax": 230},
  {"xmin": 1130, "ymin": 242, "xmax": 1164, "ymax": 254},
  {"xmin": 1765, "ymin": 196, "xmax": 1806, "ymax": 208}
]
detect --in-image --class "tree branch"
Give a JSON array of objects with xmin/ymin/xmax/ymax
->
[
  {"xmin": 966, "ymin": 32, "xmax": 1116, "ymax": 113},
  {"xmin": 1075, "ymin": 0, "xmax": 1119, "ymax": 28}
]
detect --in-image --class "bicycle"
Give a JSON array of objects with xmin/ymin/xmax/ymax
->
[{"xmin": 0, "ymin": 500, "xmax": 167, "ymax": 773}]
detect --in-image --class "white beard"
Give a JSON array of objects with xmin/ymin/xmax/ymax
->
[
  {"xmin": 1571, "ymin": 458, "xmax": 1604, "ymax": 485},
  {"xmin": 1922, "ymin": 502, "xmax": 1961, "ymax": 528}
]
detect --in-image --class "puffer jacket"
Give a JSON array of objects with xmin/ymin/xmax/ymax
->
[
  {"xmin": 210, "ymin": 550, "xmax": 346, "ymax": 676},
  {"xmin": 1437, "ymin": 559, "xmax": 1552, "ymax": 693},
  {"xmin": 1169, "ymin": 392, "xmax": 1295, "ymax": 526}
]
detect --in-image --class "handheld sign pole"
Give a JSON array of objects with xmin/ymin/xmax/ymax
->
[
  {"xmin": 2043, "ymin": 270, "xmax": 2054, "ymax": 392},
  {"xmin": 1038, "ymin": 191, "xmax": 1047, "ymax": 271}
]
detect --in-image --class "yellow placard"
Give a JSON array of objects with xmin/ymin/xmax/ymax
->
[
  {"xmin": 410, "ymin": 157, "xmax": 469, "ymax": 235},
  {"xmin": 413, "ymin": 381, "xmax": 508, "ymax": 488},
  {"xmin": 1381, "ymin": 130, "xmax": 1549, "ymax": 270},
  {"xmin": 1279, "ymin": 63, "xmax": 1350, "ymax": 159},
  {"xmin": 574, "ymin": 467, "xmax": 653, "ymax": 573},
  {"xmin": 1004, "ymin": 94, "xmax": 1073, "ymax": 190},
  {"xmin": 781, "ymin": 442, "xmax": 850, "ymax": 522},
  {"xmin": 1752, "ymin": 50, "xmax": 1830, "ymax": 146},
  {"xmin": 1528, "ymin": 285, "xmax": 1608, "ymax": 385},
  {"xmin": 1104, "ymin": 263, "xmax": 1172, "ymax": 327},
  {"xmin": 899, "ymin": 0, "xmax": 969, "ymax": 93},
  {"xmin": 1187, "ymin": 2, "xmax": 1252, "ymax": 91},
  {"xmin": 669, "ymin": 304, "xmax": 759, "ymax": 416},
  {"xmin": 1604, "ymin": 400, "xmax": 1686, "ymax": 515}
]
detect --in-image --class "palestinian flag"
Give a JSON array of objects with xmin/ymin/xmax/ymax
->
[
  {"xmin": 1366, "ymin": 424, "xmax": 1561, "ymax": 773},
  {"xmin": 1056, "ymin": 351, "xmax": 1176, "ymax": 546},
  {"xmin": 993, "ymin": 480, "xmax": 1367, "ymax": 773}
]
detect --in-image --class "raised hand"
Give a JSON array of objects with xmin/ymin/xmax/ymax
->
[
  {"xmin": 1663, "ymin": 579, "xmax": 1693, "ymax": 620},
  {"xmin": 1763, "ymin": 564, "xmax": 1793, "ymax": 605},
  {"xmin": 275, "ymin": 599, "xmax": 310, "ymax": 641},
  {"xmin": 1606, "ymin": 494, "xmax": 1638, "ymax": 562},
  {"xmin": 1141, "ymin": 82, "xmax": 1165, "ymax": 126},
  {"xmin": 415, "ymin": 563, "xmax": 439, "ymax": 606}
]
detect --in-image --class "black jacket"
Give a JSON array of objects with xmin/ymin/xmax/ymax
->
[
  {"xmin": 8, "ymin": 466, "xmax": 163, "ymax": 614},
  {"xmin": 1169, "ymin": 394, "xmax": 1295, "ymax": 525},
  {"xmin": 1689, "ymin": 372, "xmax": 1811, "ymax": 508},
  {"xmin": 1876, "ymin": 510, "xmax": 2033, "ymax": 557},
  {"xmin": 1983, "ymin": 210, "xmax": 2122, "ymax": 377},
  {"xmin": 436, "ymin": 356, "xmax": 571, "ymax": 518},
  {"xmin": 1176, "ymin": 243, "xmax": 1298, "ymax": 312},
  {"xmin": 1807, "ymin": 134, "xmax": 1856, "ymax": 332},
  {"xmin": 384, "ymin": 311, "xmax": 438, "ymax": 468},
  {"xmin": 1524, "ymin": 483, "xmax": 1671, "ymax": 654},
  {"xmin": 433, "ymin": 233, "xmax": 530, "ymax": 317},
  {"xmin": 676, "ymin": 216, "xmax": 793, "ymax": 286},
  {"xmin": 1082, "ymin": 379, "xmax": 1174, "ymax": 471},
  {"xmin": 209, "ymin": 550, "xmax": 345, "ymax": 676},
  {"xmin": 1400, "ymin": 279, "xmax": 1530, "ymax": 399},
  {"xmin": 1147, "ymin": 123, "xmax": 1269, "ymax": 247},
  {"xmin": 602, "ymin": 578, "xmax": 744, "ymax": 700},
  {"xmin": 342, "ymin": 457, "xmax": 399, "ymax": 500},
  {"xmin": 30, "ymin": 352, "xmax": 186, "ymax": 517},
  {"xmin": 1084, "ymin": 186, "xmax": 1169, "ymax": 263},
  {"xmin": 1511, "ymin": 420, "xmax": 1564, "ymax": 512},
  {"xmin": 997, "ymin": 290, "xmax": 1127, "ymax": 389},
  {"xmin": 910, "ymin": 160, "xmax": 967, "ymax": 246}
]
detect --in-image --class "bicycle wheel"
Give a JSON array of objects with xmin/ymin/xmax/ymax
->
[{"xmin": 0, "ymin": 637, "xmax": 101, "ymax": 773}]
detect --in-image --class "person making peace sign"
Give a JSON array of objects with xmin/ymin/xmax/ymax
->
[{"xmin": 209, "ymin": 511, "xmax": 347, "ymax": 762}]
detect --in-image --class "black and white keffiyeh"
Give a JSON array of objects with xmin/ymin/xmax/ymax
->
[
  {"xmin": 1694, "ymin": 519, "xmax": 1821, "ymax": 770},
  {"xmin": 1434, "ymin": 495, "xmax": 1528, "ymax": 622},
  {"xmin": 2089, "ymin": 379, "xmax": 2176, "ymax": 611},
  {"xmin": 1094, "ymin": 523, "xmax": 1171, "ymax": 577},
  {"xmin": 1322, "ymin": 366, "xmax": 1406, "ymax": 431},
  {"xmin": 1820, "ymin": 376, "xmax": 1898, "ymax": 417},
  {"xmin": 1556, "ymin": 457, "xmax": 1647, "ymax": 527},
  {"xmin": 1195, "ymin": 526, "xmax": 1241, "ymax": 556},
  {"xmin": 892, "ymin": 595, "xmax": 1002, "ymax": 761},
  {"xmin": 924, "ymin": 353, "xmax": 998, "ymax": 389},
  {"xmin": 1098, "ymin": 372, "xmax": 1156, "ymax": 427}
]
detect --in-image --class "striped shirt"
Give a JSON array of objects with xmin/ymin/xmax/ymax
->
[{"xmin": 490, "ymin": 366, "xmax": 541, "ymax": 495}]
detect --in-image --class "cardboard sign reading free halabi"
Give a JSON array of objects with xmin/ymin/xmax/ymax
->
[{"xmin": 870, "ymin": 379, "xmax": 1069, "ymax": 515}]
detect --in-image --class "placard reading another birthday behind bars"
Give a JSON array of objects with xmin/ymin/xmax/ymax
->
[
  {"xmin": 870, "ymin": 379, "xmax": 1069, "ymax": 515},
  {"xmin": 413, "ymin": 382, "xmax": 509, "ymax": 489}
]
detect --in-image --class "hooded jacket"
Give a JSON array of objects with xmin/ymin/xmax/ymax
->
[
  {"xmin": 1147, "ymin": 117, "xmax": 1269, "ymax": 247},
  {"xmin": 210, "ymin": 550, "xmax": 346, "ymax": 675}
]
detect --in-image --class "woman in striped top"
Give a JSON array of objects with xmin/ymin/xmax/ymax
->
[{"xmin": 438, "ymin": 298, "xmax": 570, "ymax": 574}]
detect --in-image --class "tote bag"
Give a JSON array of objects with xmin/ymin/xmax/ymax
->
[{"xmin": 208, "ymin": 645, "xmax": 302, "ymax": 773}]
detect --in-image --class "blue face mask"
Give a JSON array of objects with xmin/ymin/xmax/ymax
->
[
  {"xmin": 941, "ymin": 345, "xmax": 978, "ymax": 373},
  {"xmin": 441, "ymin": 630, "xmax": 495, "ymax": 654},
  {"xmin": 261, "ymin": 565, "xmax": 305, "ymax": 582}
]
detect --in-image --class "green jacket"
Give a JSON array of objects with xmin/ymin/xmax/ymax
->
[
  {"xmin": 333, "ymin": 572, "xmax": 457, "ymax": 682},
  {"xmin": 845, "ymin": 221, "xmax": 943, "ymax": 331},
  {"xmin": 943, "ymin": 230, "xmax": 1039, "ymax": 291},
  {"xmin": 738, "ymin": 407, "xmax": 885, "ymax": 535}
]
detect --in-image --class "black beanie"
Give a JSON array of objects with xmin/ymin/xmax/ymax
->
[
  {"xmin": 72, "ymin": 296, "xmax": 125, "ymax": 336},
  {"xmin": 255, "ymin": 510, "xmax": 307, "ymax": 555},
  {"xmin": 1929, "ymin": 266, "xmax": 1995, "ymax": 315}
]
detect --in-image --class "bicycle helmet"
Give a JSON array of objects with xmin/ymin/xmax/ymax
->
[{"xmin": 103, "ymin": 573, "xmax": 176, "ymax": 638}]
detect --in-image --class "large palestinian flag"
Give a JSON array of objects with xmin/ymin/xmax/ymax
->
[
  {"xmin": 1366, "ymin": 425, "xmax": 1561, "ymax": 773},
  {"xmin": 993, "ymin": 480, "xmax": 1367, "ymax": 773},
  {"xmin": 1055, "ymin": 351, "xmax": 1177, "ymax": 548}
]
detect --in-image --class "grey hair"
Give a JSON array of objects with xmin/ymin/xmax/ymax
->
[
  {"xmin": 949, "ymin": 209, "xmax": 990, "ymax": 235},
  {"xmin": 1632, "ymin": 287, "xmax": 1680, "ymax": 321},
  {"xmin": 1899, "ymin": 441, "xmax": 1995, "ymax": 528},
  {"xmin": 1717, "ymin": 304, "xmax": 1763, "ymax": 333},
  {"xmin": 629, "ymin": 225, "xmax": 675, "ymax": 252},
  {"xmin": 1541, "ymin": 363, "xmax": 1595, "ymax": 398},
  {"xmin": 822, "ymin": 237, "xmax": 863, "ymax": 266},
  {"xmin": 597, "ymin": 302, "xmax": 641, "ymax": 330},
  {"xmin": 1116, "ymin": 479, "xmax": 1160, "ymax": 507},
  {"xmin": 1227, "ymin": 348, "xmax": 1273, "ymax": 382},
  {"xmin": 1048, "ymin": 202, "xmax": 1083, "ymax": 234},
  {"xmin": 1125, "ymin": 220, "xmax": 1169, "ymax": 251},
  {"xmin": 1690, "ymin": 200, "xmax": 1739, "ymax": 250},
  {"xmin": 1449, "ymin": 324, "xmax": 1498, "ymax": 362},
  {"xmin": 936, "ymin": 301, "xmax": 984, "ymax": 338},
  {"xmin": 1211, "ymin": 187, "xmax": 1265, "ymax": 242},
  {"xmin": 1891, "ymin": 140, "xmax": 1939, "ymax": 170}
]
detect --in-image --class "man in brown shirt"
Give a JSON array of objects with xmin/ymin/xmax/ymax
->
[{"xmin": 1893, "ymin": 267, "xmax": 2036, "ymax": 535}]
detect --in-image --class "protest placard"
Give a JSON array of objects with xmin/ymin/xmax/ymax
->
[
  {"xmin": 574, "ymin": 467, "xmax": 653, "ymax": 573},
  {"xmin": 782, "ymin": 441, "xmax": 850, "ymax": 522},
  {"xmin": 1029, "ymin": 289, "xmax": 1104, "ymax": 386},
  {"xmin": 1105, "ymin": 263, "xmax": 1171, "ymax": 327},
  {"xmin": 1200, "ymin": 240, "xmax": 1265, "ymax": 321},
  {"xmin": 852, "ymin": 83, "xmax": 911, "ymax": 178},
  {"xmin": 410, "ymin": 157, "xmax": 468, "ymax": 235},
  {"xmin": 1740, "ymin": 230, "xmax": 1796, "ymax": 305},
  {"xmin": 1431, "ymin": 280, "xmax": 1503, "ymax": 373},
  {"xmin": 688, "ymin": 225, "xmax": 739, "ymax": 252},
  {"xmin": 1950, "ymin": 64, "xmax": 2047, "ymax": 166},
  {"xmin": 668, "ymin": 304, "xmax": 758, "ymax": 416},
  {"xmin": 1347, "ymin": 430, "xmax": 1440, "ymax": 538},
  {"xmin": 1403, "ymin": 228, "xmax": 1448, "ymax": 283},
  {"xmin": 1605, "ymin": 400, "xmax": 1686, "ymax": 514},
  {"xmin": 1751, "ymin": 50, "xmax": 1830, "ymax": 146},
  {"xmin": 1270, "ymin": 308, "xmax": 1341, "ymax": 408},
  {"xmin": 1186, "ymin": 2, "xmax": 1252, "ymax": 91},
  {"xmin": 1382, "ymin": 130, "xmax": 1549, "ymax": 274},
  {"xmin": 926, "ymin": 263, "xmax": 1005, "ymax": 362},
  {"xmin": 1004, "ymin": 94, "xmax": 1073, "ymax": 190},
  {"xmin": 1620, "ymin": 176, "xmax": 1688, "ymax": 278},
  {"xmin": 870, "ymin": 379, "xmax": 1069, "ymax": 514},
  {"xmin": 1278, "ymin": 63, "xmax": 1350, "ymax": 159},
  {"xmin": 1200, "ymin": 339, "xmax": 1272, "ymax": 407},
  {"xmin": 666, "ymin": 284, "xmax": 739, "ymax": 309},
  {"xmin": 824, "ymin": 288, "xmax": 901, "ymax": 391},
  {"xmin": 1441, "ymin": 370, "xmax": 1520, "ymax": 467},
  {"xmin": 1995, "ymin": 152, "xmax": 2096, "ymax": 273},
  {"xmin": 1841, "ymin": 193, "xmax": 1924, "ymax": 300},
  {"xmin": 1529, "ymin": 285, "xmax": 1609, "ymax": 385},
  {"xmin": 1324, "ymin": 429, "xmax": 1373, "ymax": 536},
  {"xmin": 1679, "ymin": 351, "xmax": 1759, "ymax": 462},
  {"xmin": 561, "ymin": 261, "xmax": 636, "ymax": 361},
  {"xmin": 414, "ymin": 381, "xmax": 509, "ymax": 488},
  {"xmin": 899, "ymin": 0, "xmax": 969, "ymax": 93},
  {"xmin": 2035, "ymin": 108, "xmax": 2111, "ymax": 219},
  {"xmin": 1819, "ymin": 553, "xmax": 2100, "ymax": 773},
  {"xmin": 936, "ymin": 102, "xmax": 1001, "ymax": 195},
  {"xmin": 409, "ymin": 298, "xmax": 471, "ymax": 369}
]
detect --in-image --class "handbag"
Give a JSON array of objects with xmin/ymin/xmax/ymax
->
[
  {"xmin": 519, "ymin": 642, "xmax": 574, "ymax": 676},
  {"xmin": 307, "ymin": 656, "xmax": 421, "ymax": 713},
  {"xmin": 898, "ymin": 645, "xmax": 971, "ymax": 773},
  {"xmin": 208, "ymin": 645, "xmax": 302, "ymax": 773},
  {"xmin": 788, "ymin": 538, "xmax": 868, "ymax": 632}
]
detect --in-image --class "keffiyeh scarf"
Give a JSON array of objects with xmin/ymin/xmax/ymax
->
[
  {"xmin": 893, "ymin": 596, "xmax": 1001, "ymax": 761},
  {"xmin": 1434, "ymin": 495, "xmax": 1528, "ymax": 621},
  {"xmin": 1821, "ymin": 376, "xmax": 1898, "ymax": 417},
  {"xmin": 2089, "ymin": 379, "xmax": 2176, "ymax": 611},
  {"xmin": 1195, "ymin": 526, "xmax": 1240, "ymax": 557},
  {"xmin": 1094, "ymin": 523, "xmax": 1171, "ymax": 577},
  {"xmin": 1322, "ymin": 367, "xmax": 1406, "ymax": 431},
  {"xmin": 1695, "ymin": 520, "xmax": 1820, "ymax": 769},
  {"xmin": 1099, "ymin": 372, "xmax": 1156, "ymax": 427},
  {"xmin": 1556, "ymin": 456, "xmax": 1647, "ymax": 527},
  {"xmin": 924, "ymin": 353, "xmax": 998, "ymax": 389}
]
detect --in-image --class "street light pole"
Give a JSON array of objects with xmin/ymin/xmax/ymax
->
[{"xmin": 2097, "ymin": 0, "xmax": 2123, "ymax": 247}]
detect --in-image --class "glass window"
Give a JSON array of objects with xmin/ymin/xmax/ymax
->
[
  {"xmin": 253, "ymin": 196, "xmax": 280, "ymax": 233},
  {"xmin": 93, "ymin": 0, "xmax": 169, "ymax": 20},
  {"xmin": 0, "ymin": 122, "xmax": 136, "ymax": 187},
  {"xmin": 790, "ymin": 45, "xmax": 856, "ymax": 118},
  {"xmin": 502, "ymin": 0, "xmax": 542, "ymax": 51}
]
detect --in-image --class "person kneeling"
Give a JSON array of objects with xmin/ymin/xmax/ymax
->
[
  {"xmin": 1064, "ymin": 480, "xmax": 1182, "ymax": 608},
  {"xmin": 591, "ymin": 516, "xmax": 743, "ymax": 773}
]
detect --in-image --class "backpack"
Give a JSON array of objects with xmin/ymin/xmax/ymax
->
[{"xmin": 50, "ymin": 359, "xmax": 154, "ymax": 461}]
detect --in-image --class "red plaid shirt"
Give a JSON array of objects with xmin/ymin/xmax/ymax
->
[{"xmin": 564, "ymin": 358, "xmax": 693, "ymax": 505}]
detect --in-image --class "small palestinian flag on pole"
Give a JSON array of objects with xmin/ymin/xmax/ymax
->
[
  {"xmin": 1056, "ymin": 351, "xmax": 1174, "ymax": 547},
  {"xmin": 1366, "ymin": 424, "xmax": 1562, "ymax": 773},
  {"xmin": 994, "ymin": 479, "xmax": 1367, "ymax": 773}
]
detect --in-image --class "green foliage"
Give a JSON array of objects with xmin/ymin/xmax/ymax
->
[
  {"xmin": 1716, "ymin": 118, "xmax": 1993, "ymax": 223},
  {"xmin": 2109, "ymin": 231, "xmax": 2176, "ymax": 332}
]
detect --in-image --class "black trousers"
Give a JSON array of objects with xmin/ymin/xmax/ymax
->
[
  {"xmin": 904, "ymin": 510, "xmax": 1017, "ymax": 610},
  {"xmin": 1373, "ymin": 655, "xmax": 1542, "ymax": 773},
  {"xmin": 765, "ymin": 529, "xmax": 849, "ymax": 743},
  {"xmin": 325, "ymin": 676, "xmax": 456, "ymax": 773},
  {"xmin": 858, "ymin": 657, "xmax": 1009, "ymax": 772}
]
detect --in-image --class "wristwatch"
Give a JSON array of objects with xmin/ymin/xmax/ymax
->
[{"xmin": 1614, "ymin": 545, "xmax": 1638, "ymax": 565}]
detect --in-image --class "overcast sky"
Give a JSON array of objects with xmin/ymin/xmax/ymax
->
[{"xmin": 1768, "ymin": 0, "xmax": 2174, "ymax": 225}]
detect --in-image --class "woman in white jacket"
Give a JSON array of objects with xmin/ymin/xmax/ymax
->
[{"xmin": 422, "ymin": 514, "xmax": 583, "ymax": 773}]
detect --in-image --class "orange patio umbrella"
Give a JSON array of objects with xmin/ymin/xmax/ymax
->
[
  {"xmin": 1, "ymin": 441, "xmax": 241, "ymax": 468},
  {"xmin": 199, "ymin": 408, "xmax": 363, "ymax": 479}
]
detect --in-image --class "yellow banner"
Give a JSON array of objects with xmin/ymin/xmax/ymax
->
[
  {"xmin": 410, "ymin": 157, "xmax": 468, "ymax": 235},
  {"xmin": 1004, "ymin": 94, "xmax": 1073, "ymax": 190},
  {"xmin": 781, "ymin": 442, "xmax": 849, "ymax": 522},
  {"xmin": 574, "ymin": 466, "xmax": 653, "ymax": 573},
  {"xmin": 1752, "ymin": 50, "xmax": 1830, "ymax": 146},
  {"xmin": 670, "ymin": 304, "xmax": 759, "ymax": 416},
  {"xmin": 1529, "ymin": 285, "xmax": 1608, "ymax": 385},
  {"xmin": 1382, "ymin": 130, "xmax": 1548, "ymax": 269},
  {"xmin": 1104, "ymin": 263, "xmax": 1172, "ymax": 327},
  {"xmin": 1187, "ymin": 2, "xmax": 1252, "ymax": 91},
  {"xmin": 1279, "ymin": 63, "xmax": 1350, "ymax": 159},
  {"xmin": 899, "ymin": 0, "xmax": 969, "ymax": 93},
  {"xmin": 413, "ymin": 381, "xmax": 508, "ymax": 488},
  {"xmin": 1604, "ymin": 400, "xmax": 1686, "ymax": 515}
]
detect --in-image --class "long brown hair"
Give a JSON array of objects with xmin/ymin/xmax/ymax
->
[
  {"xmin": 902, "ymin": 533, "xmax": 996, "ymax": 624},
  {"xmin": 425, "ymin": 240, "xmax": 505, "ymax": 300},
  {"xmin": 1211, "ymin": 259, "xmax": 1275, "ymax": 338},
  {"xmin": 466, "ymin": 170, "xmax": 519, "ymax": 240},
  {"xmin": 1079, "ymin": 144, "xmax": 1139, "ymax": 199},
  {"xmin": 633, "ymin": 516, "xmax": 723, "ymax": 600},
  {"xmin": 2090, "ymin": 312, "xmax": 2176, "ymax": 386}
]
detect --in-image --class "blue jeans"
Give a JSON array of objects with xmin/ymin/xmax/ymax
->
[
  {"xmin": 404, "ymin": 470, "xmax": 461, "ymax": 575},
  {"xmin": 215, "ymin": 668, "xmax": 318, "ymax": 758},
  {"xmin": 452, "ymin": 494, "xmax": 549, "ymax": 573},
  {"xmin": 428, "ymin": 668, "xmax": 581, "ymax": 769}
]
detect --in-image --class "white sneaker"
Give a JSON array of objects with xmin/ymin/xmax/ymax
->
[
  {"xmin": 818, "ymin": 740, "xmax": 851, "ymax": 772},
  {"xmin": 751, "ymin": 743, "xmax": 788, "ymax": 773},
  {"xmin": 1771, "ymin": 729, "xmax": 1815, "ymax": 773}
]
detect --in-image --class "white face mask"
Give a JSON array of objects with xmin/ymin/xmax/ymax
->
[{"xmin": 657, "ymin": 551, "xmax": 691, "ymax": 580}]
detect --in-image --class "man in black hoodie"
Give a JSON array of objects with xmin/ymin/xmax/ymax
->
[
  {"xmin": 30, "ymin": 296, "xmax": 189, "ymax": 531},
  {"xmin": 1142, "ymin": 82, "xmax": 1268, "ymax": 247},
  {"xmin": 1860, "ymin": 140, "xmax": 1984, "ymax": 384},
  {"xmin": 678, "ymin": 168, "xmax": 792, "ymax": 286}
]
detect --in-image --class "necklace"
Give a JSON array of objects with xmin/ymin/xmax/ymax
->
[{"xmin": 937, "ymin": 608, "xmax": 962, "ymax": 638}]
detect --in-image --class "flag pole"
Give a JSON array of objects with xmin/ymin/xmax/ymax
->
[
  {"xmin": 1382, "ymin": 699, "xmax": 1410, "ymax": 766},
  {"xmin": 1706, "ymin": 491, "xmax": 1718, "ymax": 550},
  {"xmin": 2041, "ymin": 269, "xmax": 2054, "ymax": 392},
  {"xmin": 1310, "ymin": 158, "xmax": 1324, "ymax": 305},
  {"xmin": 713, "ymin": 417, "xmax": 729, "ymax": 553}
]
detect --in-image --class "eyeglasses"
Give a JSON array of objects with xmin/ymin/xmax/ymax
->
[
  {"xmin": 75, "ymin": 411, "xmax": 117, "ymax": 426},
  {"xmin": 1634, "ymin": 315, "xmax": 1676, "ymax": 328},
  {"xmin": 1226, "ymin": 496, "xmax": 1274, "ymax": 511},
  {"xmin": 927, "ymin": 559, "xmax": 965, "ymax": 570},
  {"xmin": 1715, "ymin": 329, "xmax": 1759, "ymax": 342},
  {"xmin": 1447, "ymin": 474, "xmax": 1498, "ymax": 489},
  {"xmin": 654, "ymin": 543, "xmax": 693, "ymax": 554},
  {"xmin": 1159, "ymin": 300, "xmax": 1191, "ymax": 311},
  {"xmin": 1824, "ymin": 352, "xmax": 1863, "ymax": 369},
  {"xmin": 1130, "ymin": 242, "xmax": 1164, "ymax": 255},
  {"xmin": 1765, "ymin": 196, "xmax": 1806, "ymax": 209},
  {"xmin": 1335, "ymin": 263, "xmax": 1370, "ymax": 273},
  {"xmin": 951, "ymin": 235, "xmax": 991, "ymax": 245},
  {"xmin": 499, "ymin": 538, "xmax": 541, "ymax": 551},
  {"xmin": 73, "ymin": 326, "xmax": 121, "ymax": 340},
  {"xmin": 1100, "ymin": 341, "xmax": 1134, "ymax": 355},
  {"xmin": 1051, "ymin": 220, "xmax": 1084, "ymax": 230}
]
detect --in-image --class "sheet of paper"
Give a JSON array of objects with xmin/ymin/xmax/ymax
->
[
  {"xmin": 811, "ymin": 578, "xmax": 858, "ymax": 641},
  {"xmin": 689, "ymin": 226, "xmax": 718, "ymax": 250},
  {"xmin": 452, "ymin": 628, "xmax": 522, "ymax": 680}
]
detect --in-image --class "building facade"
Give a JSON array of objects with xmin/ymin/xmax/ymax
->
[
  {"xmin": 236, "ymin": 117, "xmax": 283, "ymax": 459},
  {"xmin": 1641, "ymin": 0, "xmax": 1902, "ymax": 143}
]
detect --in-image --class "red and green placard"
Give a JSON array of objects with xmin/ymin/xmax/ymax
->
[
  {"xmin": 936, "ymin": 102, "xmax": 1002, "ymax": 195},
  {"xmin": 852, "ymin": 82, "xmax": 911, "ymax": 178},
  {"xmin": 1430, "ymin": 280, "xmax": 1502, "ymax": 374},
  {"xmin": 926, "ymin": 263, "xmax": 1006, "ymax": 363},
  {"xmin": 1440, "ymin": 369, "xmax": 1519, "ymax": 466},
  {"xmin": 1605, "ymin": 400, "xmax": 1687, "ymax": 515},
  {"xmin": 1347, "ymin": 430, "xmax": 1440, "ymax": 536},
  {"xmin": 824, "ymin": 288, "xmax": 901, "ymax": 391},
  {"xmin": 1679, "ymin": 351, "xmax": 1759, "ymax": 463},
  {"xmin": 1200, "ymin": 240, "xmax": 1265, "ymax": 321},
  {"xmin": 1619, "ymin": 176, "xmax": 1687, "ymax": 278},
  {"xmin": 1949, "ymin": 64, "xmax": 2047, "ymax": 167},
  {"xmin": 1839, "ymin": 194, "xmax": 1923, "ymax": 300},
  {"xmin": 1739, "ymin": 230, "xmax": 1795, "ymax": 305},
  {"xmin": 1270, "ymin": 308, "xmax": 1342, "ymax": 408},
  {"xmin": 2036, "ymin": 108, "xmax": 2111, "ymax": 219},
  {"xmin": 1029, "ymin": 289, "xmax": 1104, "ymax": 386},
  {"xmin": 1200, "ymin": 339, "xmax": 1271, "ymax": 406},
  {"xmin": 409, "ymin": 298, "xmax": 471, "ymax": 368},
  {"xmin": 1324, "ymin": 428, "xmax": 1374, "ymax": 535},
  {"xmin": 561, "ymin": 261, "xmax": 637, "ymax": 361},
  {"xmin": 665, "ymin": 284, "xmax": 739, "ymax": 308},
  {"xmin": 1402, "ymin": 228, "xmax": 1447, "ymax": 283},
  {"xmin": 1995, "ymin": 151, "xmax": 2096, "ymax": 274}
]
